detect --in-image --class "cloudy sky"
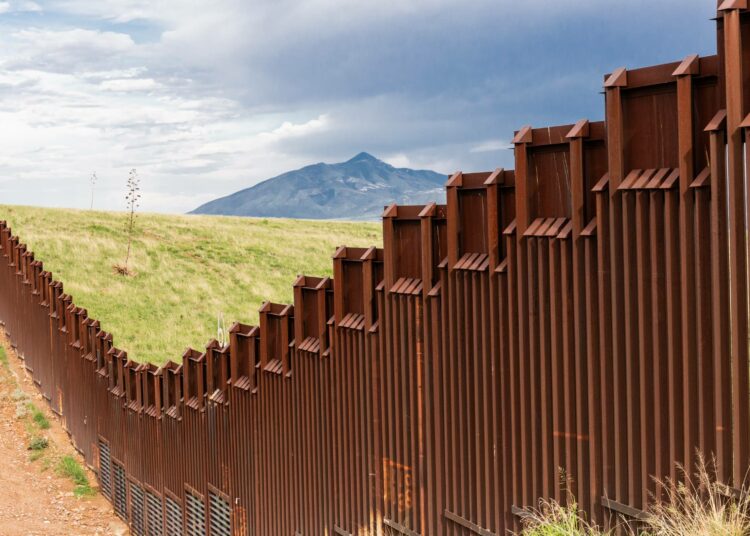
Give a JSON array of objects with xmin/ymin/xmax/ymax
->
[{"xmin": 0, "ymin": 0, "xmax": 716, "ymax": 213}]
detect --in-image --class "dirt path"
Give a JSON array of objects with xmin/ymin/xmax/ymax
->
[{"xmin": 0, "ymin": 334, "xmax": 129, "ymax": 536}]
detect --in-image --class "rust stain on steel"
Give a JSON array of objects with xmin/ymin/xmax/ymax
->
[{"xmin": 0, "ymin": 4, "xmax": 747, "ymax": 535}]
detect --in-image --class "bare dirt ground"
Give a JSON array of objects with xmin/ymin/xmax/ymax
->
[{"xmin": 0, "ymin": 334, "xmax": 129, "ymax": 536}]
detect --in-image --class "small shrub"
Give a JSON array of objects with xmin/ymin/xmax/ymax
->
[
  {"xmin": 29, "ymin": 404, "xmax": 50, "ymax": 429},
  {"xmin": 642, "ymin": 453, "xmax": 750, "ymax": 536},
  {"xmin": 15, "ymin": 401, "xmax": 28, "ymax": 419},
  {"xmin": 12, "ymin": 388, "xmax": 27, "ymax": 401},
  {"xmin": 28, "ymin": 436, "xmax": 48, "ymax": 451},
  {"xmin": 56, "ymin": 455, "xmax": 95, "ymax": 497},
  {"xmin": 0, "ymin": 346, "xmax": 7, "ymax": 368}
]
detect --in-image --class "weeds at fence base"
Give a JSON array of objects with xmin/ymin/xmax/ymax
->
[
  {"xmin": 516, "ymin": 455, "xmax": 750, "ymax": 535},
  {"xmin": 641, "ymin": 453, "xmax": 750, "ymax": 536},
  {"xmin": 517, "ymin": 498, "xmax": 608, "ymax": 535},
  {"xmin": 29, "ymin": 403, "xmax": 50, "ymax": 429},
  {"xmin": 28, "ymin": 436, "xmax": 48, "ymax": 452},
  {"xmin": 56, "ymin": 455, "xmax": 95, "ymax": 498},
  {"xmin": 0, "ymin": 338, "xmax": 96, "ymax": 499}
]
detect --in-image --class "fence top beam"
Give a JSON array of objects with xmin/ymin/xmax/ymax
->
[
  {"xmin": 719, "ymin": 0, "xmax": 748, "ymax": 11},
  {"xmin": 706, "ymin": 109, "xmax": 728, "ymax": 132},
  {"xmin": 382, "ymin": 203, "xmax": 429, "ymax": 221}
]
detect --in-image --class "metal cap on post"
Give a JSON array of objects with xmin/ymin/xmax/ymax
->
[
  {"xmin": 381, "ymin": 204, "xmax": 434, "ymax": 296},
  {"xmin": 566, "ymin": 120, "xmax": 591, "ymax": 238},
  {"xmin": 418, "ymin": 202, "xmax": 447, "ymax": 295},
  {"xmin": 124, "ymin": 360, "xmax": 143, "ymax": 412},
  {"xmin": 31, "ymin": 260, "xmax": 42, "ymax": 297},
  {"xmin": 83, "ymin": 318, "xmax": 100, "ymax": 362},
  {"xmin": 445, "ymin": 172, "xmax": 462, "ymax": 268},
  {"xmin": 60, "ymin": 294, "xmax": 72, "ymax": 334},
  {"xmin": 160, "ymin": 360, "xmax": 183, "ymax": 419},
  {"xmin": 95, "ymin": 331, "xmax": 112, "ymax": 375},
  {"xmin": 446, "ymin": 169, "xmax": 511, "ymax": 271},
  {"xmin": 259, "ymin": 301, "xmax": 294, "ymax": 377},
  {"xmin": 228, "ymin": 322, "xmax": 259, "ymax": 391},
  {"xmin": 293, "ymin": 275, "xmax": 332, "ymax": 357},
  {"xmin": 718, "ymin": 0, "xmax": 748, "ymax": 10},
  {"xmin": 182, "ymin": 348, "xmax": 206, "ymax": 410},
  {"xmin": 106, "ymin": 347, "xmax": 127, "ymax": 396},
  {"xmin": 512, "ymin": 126, "xmax": 534, "ymax": 236},
  {"xmin": 604, "ymin": 68, "xmax": 627, "ymax": 195},
  {"xmin": 333, "ymin": 247, "xmax": 367, "ymax": 327},
  {"xmin": 206, "ymin": 339, "xmax": 230, "ymax": 403},
  {"xmin": 142, "ymin": 363, "xmax": 162, "ymax": 418},
  {"xmin": 361, "ymin": 246, "xmax": 383, "ymax": 331}
]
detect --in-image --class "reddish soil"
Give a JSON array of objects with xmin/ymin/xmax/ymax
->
[{"xmin": 0, "ymin": 335, "xmax": 130, "ymax": 536}]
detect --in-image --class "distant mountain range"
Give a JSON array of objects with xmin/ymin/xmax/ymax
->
[{"xmin": 190, "ymin": 152, "xmax": 447, "ymax": 220}]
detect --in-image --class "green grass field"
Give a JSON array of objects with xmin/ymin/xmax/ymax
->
[{"xmin": 0, "ymin": 205, "xmax": 381, "ymax": 364}]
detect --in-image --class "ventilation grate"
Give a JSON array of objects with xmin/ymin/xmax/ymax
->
[
  {"xmin": 130, "ymin": 482, "xmax": 145, "ymax": 536},
  {"xmin": 209, "ymin": 491, "xmax": 231, "ymax": 536},
  {"xmin": 165, "ymin": 496, "xmax": 183, "ymax": 536},
  {"xmin": 98, "ymin": 440, "xmax": 111, "ymax": 500},
  {"xmin": 113, "ymin": 463, "xmax": 127, "ymax": 520},
  {"xmin": 185, "ymin": 491, "xmax": 207, "ymax": 536},
  {"xmin": 145, "ymin": 491, "xmax": 163, "ymax": 536}
]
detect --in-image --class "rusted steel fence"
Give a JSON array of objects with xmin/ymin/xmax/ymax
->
[{"xmin": 2, "ymin": 4, "xmax": 750, "ymax": 535}]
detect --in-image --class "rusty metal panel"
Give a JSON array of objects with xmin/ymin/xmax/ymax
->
[
  {"xmin": 330, "ymin": 247, "xmax": 382, "ymax": 536},
  {"xmin": 293, "ymin": 275, "xmax": 334, "ymax": 536},
  {"xmin": 206, "ymin": 341, "xmax": 232, "ymax": 510},
  {"xmin": 182, "ymin": 347, "xmax": 209, "ymax": 502},
  {"xmin": 255, "ymin": 301, "xmax": 296, "ymax": 534},
  {"xmin": 0, "ymin": 5, "xmax": 748, "ymax": 534},
  {"xmin": 228, "ymin": 322, "xmax": 258, "ymax": 536}
]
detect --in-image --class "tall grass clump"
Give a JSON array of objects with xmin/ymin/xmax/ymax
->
[
  {"xmin": 518, "ymin": 497, "xmax": 608, "ymax": 536},
  {"xmin": 641, "ymin": 454, "xmax": 750, "ymax": 536},
  {"xmin": 56, "ymin": 455, "xmax": 95, "ymax": 497},
  {"xmin": 28, "ymin": 403, "xmax": 50, "ymax": 429}
]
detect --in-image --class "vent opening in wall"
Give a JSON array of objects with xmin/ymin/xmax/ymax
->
[
  {"xmin": 129, "ymin": 482, "xmax": 145, "ymax": 536},
  {"xmin": 165, "ymin": 495, "xmax": 183, "ymax": 536},
  {"xmin": 185, "ymin": 491, "xmax": 207, "ymax": 536},
  {"xmin": 145, "ymin": 490, "xmax": 164, "ymax": 536},
  {"xmin": 98, "ymin": 439, "xmax": 111, "ymax": 500},
  {"xmin": 113, "ymin": 463, "xmax": 127, "ymax": 520},
  {"xmin": 209, "ymin": 491, "xmax": 231, "ymax": 536}
]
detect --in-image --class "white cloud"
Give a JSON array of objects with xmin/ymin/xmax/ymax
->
[
  {"xmin": 100, "ymin": 78, "xmax": 159, "ymax": 92},
  {"xmin": 384, "ymin": 153, "xmax": 411, "ymax": 168},
  {"xmin": 0, "ymin": 0, "xmax": 716, "ymax": 214},
  {"xmin": 0, "ymin": 0, "xmax": 40, "ymax": 13},
  {"xmin": 261, "ymin": 115, "xmax": 329, "ymax": 141},
  {"xmin": 11, "ymin": 28, "xmax": 134, "ymax": 52}
]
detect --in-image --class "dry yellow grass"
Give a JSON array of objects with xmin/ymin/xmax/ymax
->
[
  {"xmin": 515, "ymin": 455, "xmax": 750, "ymax": 535},
  {"xmin": 0, "ymin": 205, "xmax": 381, "ymax": 364},
  {"xmin": 642, "ymin": 455, "xmax": 750, "ymax": 536}
]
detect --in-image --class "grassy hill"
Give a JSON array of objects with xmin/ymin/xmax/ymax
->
[{"xmin": 0, "ymin": 205, "xmax": 382, "ymax": 364}]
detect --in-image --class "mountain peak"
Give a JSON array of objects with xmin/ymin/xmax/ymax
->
[
  {"xmin": 191, "ymin": 153, "xmax": 446, "ymax": 220},
  {"xmin": 346, "ymin": 152, "xmax": 381, "ymax": 164}
]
